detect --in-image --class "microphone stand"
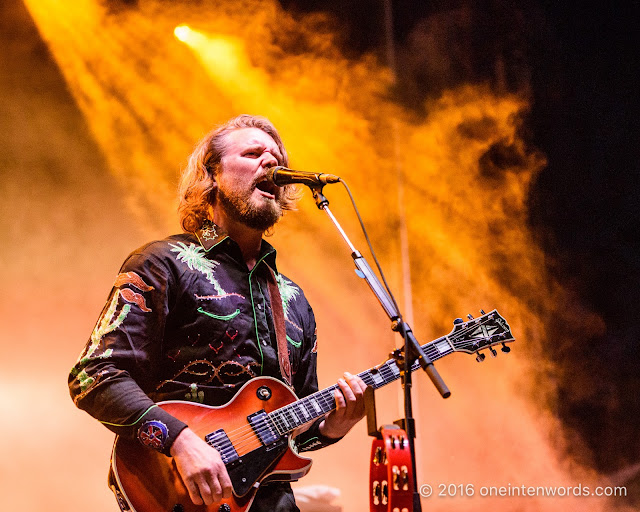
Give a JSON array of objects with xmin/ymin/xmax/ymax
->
[{"xmin": 309, "ymin": 186, "xmax": 450, "ymax": 512}]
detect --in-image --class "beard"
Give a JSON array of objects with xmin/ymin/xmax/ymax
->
[{"xmin": 216, "ymin": 180, "xmax": 283, "ymax": 232}]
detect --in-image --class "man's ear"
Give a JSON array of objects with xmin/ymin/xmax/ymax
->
[{"xmin": 207, "ymin": 162, "xmax": 219, "ymax": 202}]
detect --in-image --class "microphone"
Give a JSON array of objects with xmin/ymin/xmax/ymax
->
[{"xmin": 266, "ymin": 166, "xmax": 341, "ymax": 187}]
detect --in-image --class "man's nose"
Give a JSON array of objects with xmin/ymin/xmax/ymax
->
[{"xmin": 261, "ymin": 152, "xmax": 279, "ymax": 169}]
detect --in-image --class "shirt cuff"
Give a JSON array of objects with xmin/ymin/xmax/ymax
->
[
  {"xmin": 294, "ymin": 418, "xmax": 344, "ymax": 452},
  {"xmin": 136, "ymin": 406, "xmax": 188, "ymax": 456}
]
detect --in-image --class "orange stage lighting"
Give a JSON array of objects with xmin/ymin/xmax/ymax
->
[{"xmin": 173, "ymin": 24, "xmax": 191, "ymax": 42}]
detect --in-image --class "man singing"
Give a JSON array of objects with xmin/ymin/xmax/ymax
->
[{"xmin": 69, "ymin": 114, "xmax": 367, "ymax": 511}]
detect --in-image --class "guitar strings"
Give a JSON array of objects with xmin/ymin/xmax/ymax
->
[
  {"xmin": 212, "ymin": 321, "xmax": 488, "ymax": 454},
  {"xmin": 212, "ymin": 385, "xmax": 344, "ymax": 456},
  {"xmin": 220, "ymin": 389, "xmax": 339, "ymax": 455},
  {"xmin": 209, "ymin": 350, "xmax": 403, "ymax": 454},
  {"xmin": 205, "ymin": 319, "xmax": 504, "ymax": 456}
]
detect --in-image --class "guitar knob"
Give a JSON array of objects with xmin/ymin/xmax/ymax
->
[
  {"xmin": 475, "ymin": 352, "xmax": 485, "ymax": 363},
  {"xmin": 453, "ymin": 318, "xmax": 464, "ymax": 325},
  {"xmin": 218, "ymin": 504, "xmax": 231, "ymax": 512},
  {"xmin": 467, "ymin": 314, "xmax": 474, "ymax": 320},
  {"xmin": 480, "ymin": 309, "xmax": 486, "ymax": 314},
  {"xmin": 501, "ymin": 343, "xmax": 511, "ymax": 353},
  {"xmin": 489, "ymin": 347, "xmax": 498, "ymax": 357}
]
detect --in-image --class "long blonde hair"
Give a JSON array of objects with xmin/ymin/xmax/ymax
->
[{"xmin": 178, "ymin": 115, "xmax": 299, "ymax": 232}]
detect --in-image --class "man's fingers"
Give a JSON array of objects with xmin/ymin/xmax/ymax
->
[
  {"xmin": 334, "ymin": 386, "xmax": 346, "ymax": 409},
  {"xmin": 219, "ymin": 471, "xmax": 233, "ymax": 499},
  {"xmin": 338, "ymin": 377, "xmax": 356, "ymax": 402},
  {"xmin": 340, "ymin": 373, "xmax": 366, "ymax": 421},
  {"xmin": 345, "ymin": 373, "xmax": 367, "ymax": 397},
  {"xmin": 207, "ymin": 476, "xmax": 223, "ymax": 504},
  {"xmin": 171, "ymin": 429, "xmax": 232, "ymax": 506},
  {"xmin": 184, "ymin": 478, "xmax": 204, "ymax": 506},
  {"xmin": 197, "ymin": 479, "xmax": 214, "ymax": 506}
]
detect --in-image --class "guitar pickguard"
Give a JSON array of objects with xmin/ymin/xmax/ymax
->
[{"xmin": 226, "ymin": 436, "xmax": 289, "ymax": 496}]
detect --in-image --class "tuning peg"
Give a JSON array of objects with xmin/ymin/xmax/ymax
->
[
  {"xmin": 467, "ymin": 314, "xmax": 474, "ymax": 320},
  {"xmin": 480, "ymin": 309, "xmax": 486, "ymax": 315},
  {"xmin": 475, "ymin": 352, "xmax": 485, "ymax": 363},
  {"xmin": 501, "ymin": 343, "xmax": 511, "ymax": 353},
  {"xmin": 453, "ymin": 318, "xmax": 464, "ymax": 325},
  {"xmin": 489, "ymin": 347, "xmax": 498, "ymax": 357}
]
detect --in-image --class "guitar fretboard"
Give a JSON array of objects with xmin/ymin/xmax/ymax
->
[{"xmin": 268, "ymin": 334, "xmax": 455, "ymax": 435}]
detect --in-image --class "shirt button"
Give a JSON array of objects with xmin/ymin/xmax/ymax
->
[
  {"xmin": 257, "ymin": 303, "xmax": 263, "ymax": 310},
  {"xmin": 261, "ymin": 339, "xmax": 268, "ymax": 346}
]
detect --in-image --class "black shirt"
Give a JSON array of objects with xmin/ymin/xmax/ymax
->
[{"xmin": 69, "ymin": 224, "xmax": 335, "ymax": 455}]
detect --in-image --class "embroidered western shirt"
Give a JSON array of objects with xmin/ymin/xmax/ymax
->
[{"xmin": 69, "ymin": 226, "xmax": 337, "ymax": 455}]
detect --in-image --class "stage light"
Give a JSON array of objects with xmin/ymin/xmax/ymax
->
[{"xmin": 174, "ymin": 24, "xmax": 191, "ymax": 43}]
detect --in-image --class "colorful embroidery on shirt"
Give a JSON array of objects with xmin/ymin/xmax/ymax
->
[
  {"xmin": 200, "ymin": 223, "xmax": 218, "ymax": 241},
  {"xmin": 137, "ymin": 420, "xmax": 169, "ymax": 451},
  {"xmin": 71, "ymin": 270, "xmax": 154, "ymax": 394},
  {"xmin": 120, "ymin": 288, "xmax": 152, "ymax": 312},
  {"xmin": 275, "ymin": 274, "xmax": 300, "ymax": 318},
  {"xmin": 155, "ymin": 359, "xmax": 260, "ymax": 390},
  {"xmin": 71, "ymin": 369, "xmax": 109, "ymax": 403},
  {"xmin": 197, "ymin": 307, "xmax": 241, "ymax": 321},
  {"xmin": 114, "ymin": 271, "xmax": 154, "ymax": 291},
  {"xmin": 209, "ymin": 340, "xmax": 223, "ymax": 354},
  {"xmin": 185, "ymin": 383, "xmax": 205, "ymax": 403},
  {"xmin": 286, "ymin": 317, "xmax": 303, "ymax": 333},
  {"xmin": 71, "ymin": 291, "xmax": 126, "ymax": 391},
  {"xmin": 286, "ymin": 335, "xmax": 302, "ymax": 348},
  {"xmin": 73, "ymin": 369, "xmax": 97, "ymax": 395},
  {"xmin": 195, "ymin": 292, "xmax": 246, "ymax": 300},
  {"xmin": 169, "ymin": 242, "xmax": 226, "ymax": 295}
]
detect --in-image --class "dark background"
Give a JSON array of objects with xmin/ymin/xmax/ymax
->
[{"xmin": 280, "ymin": 0, "xmax": 640, "ymax": 483}]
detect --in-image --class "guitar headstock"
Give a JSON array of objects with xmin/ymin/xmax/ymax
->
[{"xmin": 448, "ymin": 309, "xmax": 515, "ymax": 361}]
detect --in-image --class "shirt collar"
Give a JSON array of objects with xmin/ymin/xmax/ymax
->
[
  {"xmin": 194, "ymin": 221, "xmax": 278, "ymax": 274},
  {"xmin": 194, "ymin": 221, "xmax": 228, "ymax": 252},
  {"xmin": 259, "ymin": 239, "xmax": 278, "ymax": 274}
]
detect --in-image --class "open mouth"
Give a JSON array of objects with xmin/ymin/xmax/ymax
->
[{"xmin": 255, "ymin": 178, "xmax": 278, "ymax": 199}]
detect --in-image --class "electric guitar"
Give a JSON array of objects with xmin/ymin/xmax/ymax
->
[{"xmin": 111, "ymin": 309, "xmax": 514, "ymax": 512}]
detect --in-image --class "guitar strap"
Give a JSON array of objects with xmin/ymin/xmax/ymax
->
[{"xmin": 266, "ymin": 267, "xmax": 292, "ymax": 386}]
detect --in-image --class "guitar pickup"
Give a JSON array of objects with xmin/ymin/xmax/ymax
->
[
  {"xmin": 205, "ymin": 429, "xmax": 239, "ymax": 464},
  {"xmin": 247, "ymin": 410, "xmax": 280, "ymax": 447}
]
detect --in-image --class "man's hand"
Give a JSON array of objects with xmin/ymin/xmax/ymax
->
[
  {"xmin": 169, "ymin": 428, "xmax": 232, "ymax": 506},
  {"xmin": 319, "ymin": 372, "xmax": 367, "ymax": 439}
]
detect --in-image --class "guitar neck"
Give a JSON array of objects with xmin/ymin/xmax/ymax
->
[{"xmin": 268, "ymin": 334, "xmax": 453, "ymax": 435}]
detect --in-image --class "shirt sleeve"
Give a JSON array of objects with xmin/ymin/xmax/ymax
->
[
  {"xmin": 68, "ymin": 246, "xmax": 187, "ymax": 455},
  {"xmin": 291, "ymin": 300, "xmax": 344, "ymax": 452}
]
